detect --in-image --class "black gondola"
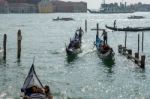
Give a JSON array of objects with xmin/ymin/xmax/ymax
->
[
  {"xmin": 95, "ymin": 32, "xmax": 114, "ymax": 59},
  {"xmin": 105, "ymin": 25, "xmax": 150, "ymax": 32},
  {"xmin": 66, "ymin": 28, "xmax": 83, "ymax": 55}
]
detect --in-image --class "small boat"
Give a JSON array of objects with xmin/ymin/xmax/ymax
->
[
  {"xmin": 95, "ymin": 32, "xmax": 114, "ymax": 59},
  {"xmin": 128, "ymin": 15, "xmax": 145, "ymax": 19},
  {"xmin": 66, "ymin": 28, "xmax": 83, "ymax": 55},
  {"xmin": 53, "ymin": 17, "xmax": 74, "ymax": 21},
  {"xmin": 105, "ymin": 25, "xmax": 150, "ymax": 32},
  {"xmin": 21, "ymin": 63, "xmax": 52, "ymax": 99}
]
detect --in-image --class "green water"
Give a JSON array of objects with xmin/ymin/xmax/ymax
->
[{"xmin": 0, "ymin": 12, "xmax": 150, "ymax": 99}]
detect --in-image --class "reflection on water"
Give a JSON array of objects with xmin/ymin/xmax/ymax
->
[
  {"xmin": 102, "ymin": 58, "xmax": 115, "ymax": 74},
  {"xmin": 96, "ymin": 50, "xmax": 115, "ymax": 74},
  {"xmin": 66, "ymin": 54, "xmax": 78, "ymax": 63},
  {"xmin": 102, "ymin": 57, "xmax": 115, "ymax": 67}
]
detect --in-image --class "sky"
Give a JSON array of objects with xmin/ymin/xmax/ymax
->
[{"xmin": 63, "ymin": 0, "xmax": 150, "ymax": 9}]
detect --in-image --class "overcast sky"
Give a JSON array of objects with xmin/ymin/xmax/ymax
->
[{"xmin": 63, "ymin": 0, "xmax": 150, "ymax": 9}]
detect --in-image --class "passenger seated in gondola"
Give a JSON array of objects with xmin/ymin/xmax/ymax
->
[
  {"xmin": 100, "ymin": 44, "xmax": 110, "ymax": 54},
  {"xmin": 30, "ymin": 86, "xmax": 45, "ymax": 94},
  {"xmin": 68, "ymin": 41, "xmax": 74, "ymax": 48},
  {"xmin": 36, "ymin": 87, "xmax": 45, "ymax": 94},
  {"xmin": 44, "ymin": 85, "xmax": 53, "ymax": 99},
  {"xmin": 100, "ymin": 45, "xmax": 106, "ymax": 54},
  {"xmin": 75, "ymin": 32, "xmax": 79, "ymax": 39},
  {"xmin": 32, "ymin": 86, "xmax": 37, "ymax": 93},
  {"xmin": 103, "ymin": 44, "xmax": 110, "ymax": 51},
  {"xmin": 74, "ymin": 39, "xmax": 80, "ymax": 49}
]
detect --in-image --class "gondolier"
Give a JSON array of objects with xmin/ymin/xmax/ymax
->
[
  {"xmin": 76, "ymin": 27, "xmax": 84, "ymax": 40},
  {"xmin": 101, "ymin": 30, "xmax": 107, "ymax": 45},
  {"xmin": 114, "ymin": 20, "xmax": 116, "ymax": 28}
]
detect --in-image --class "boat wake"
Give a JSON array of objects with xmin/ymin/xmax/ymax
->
[{"xmin": 78, "ymin": 47, "xmax": 96, "ymax": 57}]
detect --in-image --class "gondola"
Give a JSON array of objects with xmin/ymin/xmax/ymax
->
[
  {"xmin": 95, "ymin": 33, "xmax": 114, "ymax": 59},
  {"xmin": 128, "ymin": 15, "xmax": 145, "ymax": 19},
  {"xmin": 66, "ymin": 28, "xmax": 83, "ymax": 55},
  {"xmin": 105, "ymin": 25, "xmax": 150, "ymax": 32},
  {"xmin": 21, "ymin": 63, "xmax": 52, "ymax": 99}
]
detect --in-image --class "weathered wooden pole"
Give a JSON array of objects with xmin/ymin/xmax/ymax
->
[
  {"xmin": 141, "ymin": 55, "xmax": 145, "ymax": 69},
  {"xmin": 142, "ymin": 32, "xmax": 144, "ymax": 52},
  {"xmin": 96, "ymin": 23, "xmax": 99, "ymax": 35},
  {"xmin": 134, "ymin": 34, "xmax": 140, "ymax": 64},
  {"xmin": 138, "ymin": 34, "xmax": 140, "ymax": 55},
  {"xmin": 122, "ymin": 47, "xmax": 126, "ymax": 55},
  {"xmin": 135, "ymin": 53, "xmax": 139, "ymax": 64},
  {"xmin": 127, "ymin": 49, "xmax": 132, "ymax": 59},
  {"xmin": 3, "ymin": 34, "xmax": 7, "ymax": 60},
  {"xmin": 125, "ymin": 31, "xmax": 127, "ymax": 48},
  {"xmin": 85, "ymin": 19, "xmax": 87, "ymax": 32},
  {"xmin": 118, "ymin": 45, "xmax": 122, "ymax": 53},
  {"xmin": 17, "ymin": 30, "xmax": 22, "ymax": 59}
]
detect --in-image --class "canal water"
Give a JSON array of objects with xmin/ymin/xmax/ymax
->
[{"xmin": 0, "ymin": 12, "xmax": 150, "ymax": 99}]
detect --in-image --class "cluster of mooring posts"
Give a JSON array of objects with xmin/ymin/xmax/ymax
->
[
  {"xmin": 118, "ymin": 31, "xmax": 145, "ymax": 69},
  {"xmin": 2, "ymin": 29, "xmax": 22, "ymax": 61}
]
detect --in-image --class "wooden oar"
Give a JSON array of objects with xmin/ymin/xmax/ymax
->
[
  {"xmin": 91, "ymin": 28, "xmax": 105, "ymax": 31},
  {"xmin": 92, "ymin": 41, "xmax": 96, "ymax": 49}
]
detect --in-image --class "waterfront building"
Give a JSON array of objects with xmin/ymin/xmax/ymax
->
[
  {"xmin": 9, "ymin": 3, "xmax": 38, "ymax": 13},
  {"xmin": 38, "ymin": 0, "xmax": 54, "ymax": 13},
  {"xmin": 100, "ymin": 2, "xmax": 134, "ymax": 13},
  {"xmin": 132, "ymin": 2, "xmax": 150, "ymax": 12},
  {"xmin": 72, "ymin": 2, "xmax": 87, "ymax": 12},
  {"xmin": 51, "ymin": 1, "xmax": 87, "ymax": 13},
  {"xmin": 0, "ymin": 0, "xmax": 9, "ymax": 13}
]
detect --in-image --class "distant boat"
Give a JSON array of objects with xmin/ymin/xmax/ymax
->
[
  {"xmin": 105, "ymin": 25, "xmax": 150, "ymax": 32},
  {"xmin": 53, "ymin": 17, "xmax": 74, "ymax": 21},
  {"xmin": 128, "ymin": 15, "xmax": 145, "ymax": 19}
]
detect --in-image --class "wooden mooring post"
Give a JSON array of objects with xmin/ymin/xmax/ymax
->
[
  {"xmin": 96, "ymin": 23, "xmax": 99, "ymax": 35},
  {"xmin": 118, "ymin": 45, "xmax": 122, "ymax": 53},
  {"xmin": 85, "ymin": 19, "xmax": 87, "ymax": 32},
  {"xmin": 127, "ymin": 49, "xmax": 132, "ymax": 59},
  {"xmin": 142, "ymin": 32, "xmax": 144, "ymax": 52},
  {"xmin": 17, "ymin": 30, "xmax": 22, "ymax": 59},
  {"xmin": 118, "ymin": 33, "xmax": 145, "ymax": 68},
  {"xmin": 135, "ymin": 34, "xmax": 140, "ymax": 64},
  {"xmin": 138, "ymin": 34, "xmax": 140, "ymax": 55},
  {"xmin": 141, "ymin": 55, "xmax": 145, "ymax": 69},
  {"xmin": 125, "ymin": 31, "xmax": 127, "ymax": 48},
  {"xmin": 3, "ymin": 34, "xmax": 7, "ymax": 60}
]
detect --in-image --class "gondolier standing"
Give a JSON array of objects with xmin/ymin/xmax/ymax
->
[
  {"xmin": 76, "ymin": 27, "xmax": 84, "ymax": 40},
  {"xmin": 101, "ymin": 30, "xmax": 107, "ymax": 45},
  {"xmin": 114, "ymin": 20, "xmax": 116, "ymax": 28}
]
